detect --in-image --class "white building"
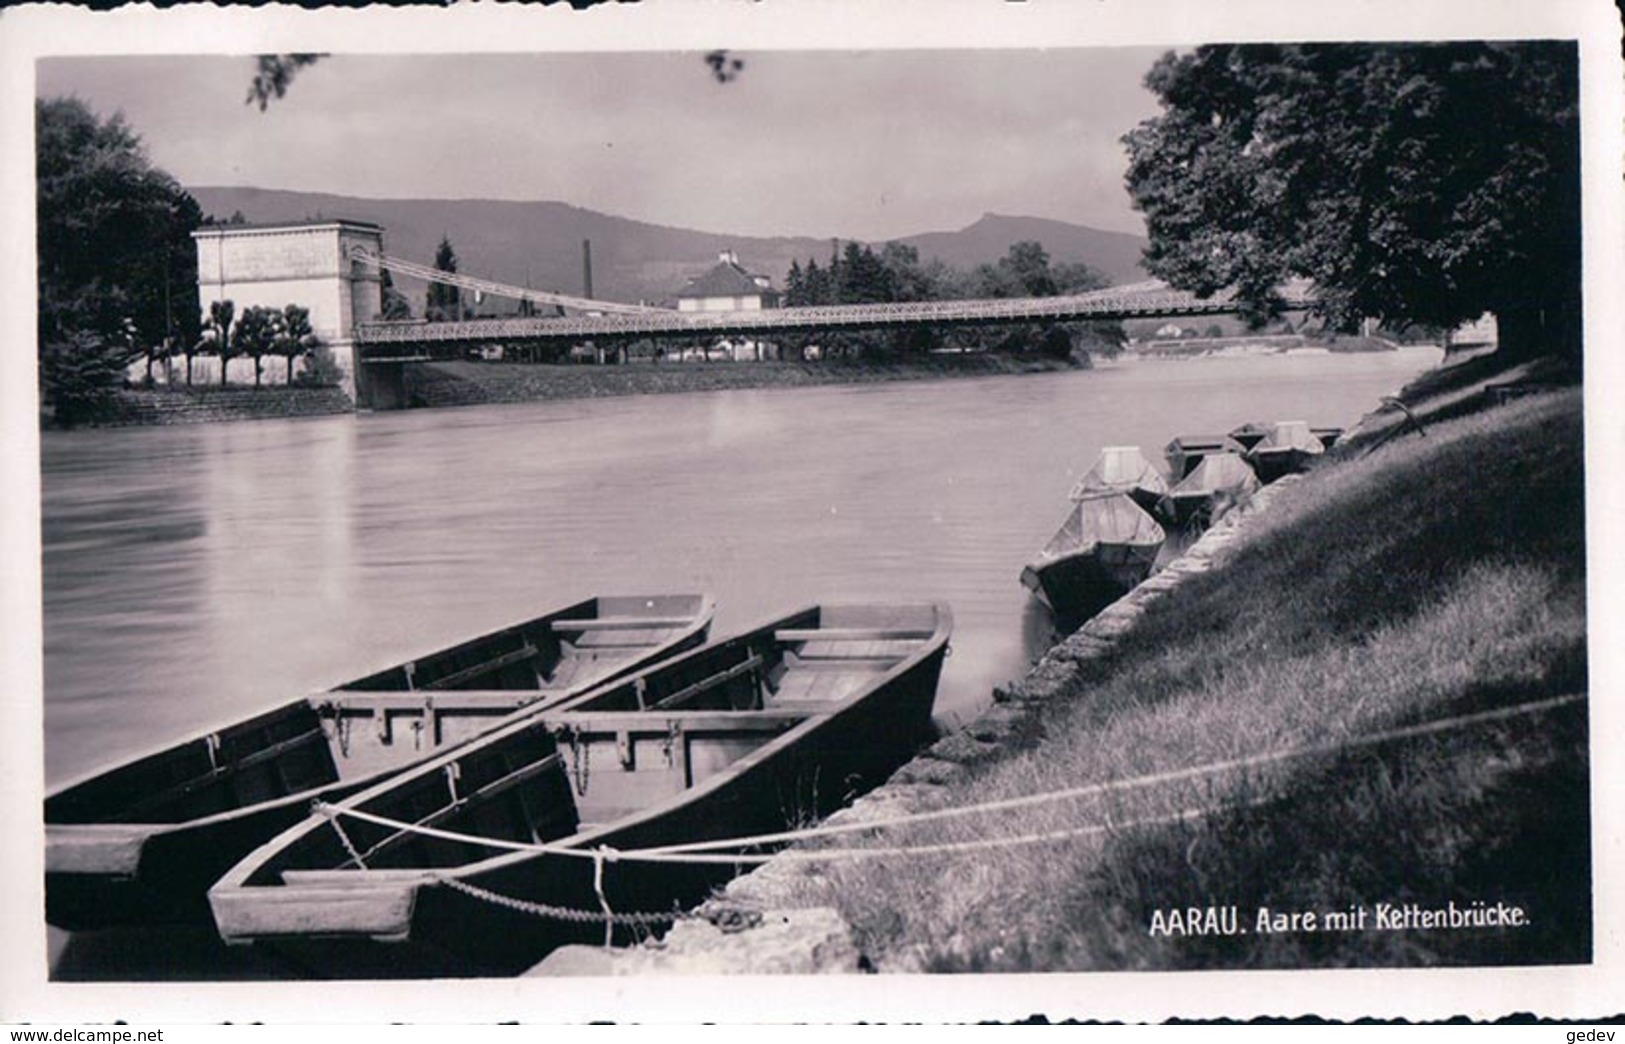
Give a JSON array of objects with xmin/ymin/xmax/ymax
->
[{"xmin": 675, "ymin": 250, "xmax": 782, "ymax": 313}]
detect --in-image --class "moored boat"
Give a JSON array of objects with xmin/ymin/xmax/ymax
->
[
  {"xmin": 1164, "ymin": 435, "xmax": 1247, "ymax": 483},
  {"xmin": 207, "ymin": 603, "xmax": 952, "ymax": 977},
  {"xmin": 1227, "ymin": 421, "xmax": 1274, "ymax": 453},
  {"xmin": 1311, "ymin": 426, "xmax": 1345, "ymax": 450},
  {"xmin": 1246, "ymin": 420, "xmax": 1327, "ymax": 482},
  {"xmin": 46, "ymin": 594, "xmax": 715, "ymax": 930},
  {"xmin": 1160, "ymin": 452, "xmax": 1262, "ymax": 529},
  {"xmin": 1020, "ymin": 493, "xmax": 1165, "ymax": 621},
  {"xmin": 1067, "ymin": 446, "xmax": 1170, "ymax": 517}
]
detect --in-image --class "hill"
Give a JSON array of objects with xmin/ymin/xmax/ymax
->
[{"xmin": 186, "ymin": 187, "xmax": 1148, "ymax": 310}]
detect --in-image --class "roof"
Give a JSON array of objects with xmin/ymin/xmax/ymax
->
[
  {"xmin": 191, "ymin": 218, "xmax": 384, "ymax": 238},
  {"xmin": 678, "ymin": 258, "xmax": 777, "ymax": 300}
]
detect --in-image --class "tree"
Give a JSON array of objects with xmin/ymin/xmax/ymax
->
[
  {"xmin": 1123, "ymin": 41, "xmax": 1580, "ymax": 360},
  {"xmin": 275, "ymin": 304, "xmax": 318, "ymax": 384},
  {"xmin": 232, "ymin": 305, "xmax": 280, "ymax": 387},
  {"xmin": 37, "ymin": 97, "xmax": 203, "ymax": 413},
  {"xmin": 426, "ymin": 236, "xmax": 462, "ymax": 321},
  {"xmin": 246, "ymin": 55, "xmax": 325, "ymax": 111},
  {"xmin": 380, "ymin": 269, "xmax": 413, "ymax": 320},
  {"xmin": 202, "ymin": 299, "xmax": 235, "ymax": 385}
]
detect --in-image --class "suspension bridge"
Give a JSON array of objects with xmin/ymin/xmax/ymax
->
[
  {"xmin": 347, "ymin": 246, "xmax": 1317, "ymax": 362},
  {"xmin": 192, "ymin": 220, "xmax": 1318, "ymax": 410}
]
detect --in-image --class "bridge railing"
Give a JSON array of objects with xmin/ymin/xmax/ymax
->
[{"xmin": 354, "ymin": 280, "xmax": 1318, "ymax": 348}]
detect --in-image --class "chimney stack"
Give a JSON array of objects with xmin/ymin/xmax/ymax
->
[{"xmin": 582, "ymin": 239, "xmax": 594, "ymax": 299}]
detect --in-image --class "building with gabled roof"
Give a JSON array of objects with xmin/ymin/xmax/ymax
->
[{"xmin": 676, "ymin": 250, "xmax": 782, "ymax": 313}]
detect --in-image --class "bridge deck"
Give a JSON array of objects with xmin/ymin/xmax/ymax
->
[{"xmin": 354, "ymin": 280, "xmax": 1316, "ymax": 358}]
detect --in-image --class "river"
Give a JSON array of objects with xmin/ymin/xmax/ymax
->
[
  {"xmin": 41, "ymin": 347, "xmax": 1442, "ymax": 792},
  {"xmin": 38, "ymin": 346, "xmax": 1447, "ymax": 977}
]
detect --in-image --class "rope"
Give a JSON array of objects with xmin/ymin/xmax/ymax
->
[
  {"xmin": 317, "ymin": 803, "xmax": 369, "ymax": 869},
  {"xmin": 593, "ymin": 847, "xmax": 616, "ymax": 946},
  {"xmin": 311, "ymin": 692, "xmax": 1582, "ymax": 868},
  {"xmin": 637, "ymin": 691, "xmax": 1585, "ymax": 858}
]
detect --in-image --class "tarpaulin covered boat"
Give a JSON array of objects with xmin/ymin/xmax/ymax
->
[
  {"xmin": 1021, "ymin": 494, "xmax": 1165, "ymax": 621},
  {"xmin": 1067, "ymin": 446, "xmax": 1170, "ymax": 517},
  {"xmin": 1246, "ymin": 420, "xmax": 1327, "ymax": 482},
  {"xmin": 1160, "ymin": 452, "xmax": 1262, "ymax": 529},
  {"xmin": 1164, "ymin": 435, "xmax": 1247, "ymax": 482}
]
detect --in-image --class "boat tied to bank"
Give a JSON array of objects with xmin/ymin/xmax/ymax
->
[
  {"xmin": 1246, "ymin": 420, "xmax": 1328, "ymax": 482},
  {"xmin": 45, "ymin": 594, "xmax": 715, "ymax": 931},
  {"xmin": 1160, "ymin": 451, "xmax": 1263, "ymax": 529},
  {"xmin": 1164, "ymin": 434, "xmax": 1248, "ymax": 483},
  {"xmin": 1067, "ymin": 445, "xmax": 1170, "ymax": 517},
  {"xmin": 1021, "ymin": 493, "xmax": 1166, "ymax": 622},
  {"xmin": 207, "ymin": 602, "xmax": 953, "ymax": 977}
]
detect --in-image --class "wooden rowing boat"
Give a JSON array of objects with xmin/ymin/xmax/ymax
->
[
  {"xmin": 1164, "ymin": 435, "xmax": 1247, "ymax": 483},
  {"xmin": 1160, "ymin": 452, "xmax": 1262, "ymax": 529},
  {"xmin": 1246, "ymin": 420, "xmax": 1327, "ymax": 482},
  {"xmin": 1067, "ymin": 446, "xmax": 1170, "ymax": 517},
  {"xmin": 46, "ymin": 594, "xmax": 715, "ymax": 930},
  {"xmin": 207, "ymin": 603, "xmax": 952, "ymax": 977},
  {"xmin": 1020, "ymin": 493, "xmax": 1165, "ymax": 621}
]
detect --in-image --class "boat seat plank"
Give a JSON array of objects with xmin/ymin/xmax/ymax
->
[
  {"xmin": 792, "ymin": 639, "xmax": 919, "ymax": 661},
  {"xmin": 770, "ymin": 669, "xmax": 869, "ymax": 706},
  {"xmin": 784, "ymin": 657, "xmax": 900, "ymax": 672},
  {"xmin": 419, "ymin": 643, "xmax": 539, "ymax": 691},
  {"xmin": 319, "ymin": 692, "xmax": 540, "ymax": 712},
  {"xmin": 573, "ymin": 629, "xmax": 672, "ymax": 649},
  {"xmin": 774, "ymin": 627, "xmax": 934, "ymax": 643},
  {"xmin": 538, "ymin": 708, "xmax": 809, "ymax": 732},
  {"xmin": 551, "ymin": 617, "xmax": 696, "ymax": 632}
]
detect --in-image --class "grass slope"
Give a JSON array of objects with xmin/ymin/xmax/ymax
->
[{"xmin": 785, "ymin": 374, "xmax": 1589, "ymax": 972}]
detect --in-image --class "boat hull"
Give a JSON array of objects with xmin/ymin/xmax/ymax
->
[
  {"xmin": 1021, "ymin": 544, "xmax": 1157, "ymax": 621},
  {"xmin": 46, "ymin": 595, "xmax": 714, "ymax": 931}
]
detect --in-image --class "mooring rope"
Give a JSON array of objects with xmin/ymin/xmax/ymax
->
[
  {"xmin": 312, "ymin": 691, "xmax": 1582, "ymax": 866},
  {"xmin": 303, "ymin": 692, "xmax": 1582, "ymax": 927}
]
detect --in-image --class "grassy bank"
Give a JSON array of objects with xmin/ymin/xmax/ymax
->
[{"xmin": 774, "ymin": 355, "xmax": 1589, "ymax": 971}]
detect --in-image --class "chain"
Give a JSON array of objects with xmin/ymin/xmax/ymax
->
[
  {"xmin": 561, "ymin": 726, "xmax": 591, "ymax": 796},
  {"xmin": 434, "ymin": 874, "xmax": 687, "ymax": 927},
  {"xmin": 318, "ymin": 804, "xmax": 369, "ymax": 869}
]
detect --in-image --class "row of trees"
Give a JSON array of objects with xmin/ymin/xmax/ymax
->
[
  {"xmin": 782, "ymin": 239, "xmax": 1123, "ymax": 359},
  {"xmin": 784, "ymin": 240, "xmax": 1109, "ymax": 308},
  {"xmin": 198, "ymin": 301, "xmax": 324, "ymax": 386}
]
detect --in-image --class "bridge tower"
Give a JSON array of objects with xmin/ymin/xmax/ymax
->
[{"xmin": 192, "ymin": 219, "xmax": 395, "ymax": 408}]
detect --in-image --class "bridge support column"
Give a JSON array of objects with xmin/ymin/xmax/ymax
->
[{"xmin": 353, "ymin": 357, "xmax": 408, "ymax": 411}]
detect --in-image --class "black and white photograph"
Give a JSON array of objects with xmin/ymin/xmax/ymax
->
[{"xmin": 2, "ymin": 0, "xmax": 1621, "ymax": 1027}]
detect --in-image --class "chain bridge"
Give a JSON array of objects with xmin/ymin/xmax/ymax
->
[
  {"xmin": 349, "ymin": 247, "xmax": 1315, "ymax": 362},
  {"xmin": 191, "ymin": 220, "xmax": 1316, "ymax": 410}
]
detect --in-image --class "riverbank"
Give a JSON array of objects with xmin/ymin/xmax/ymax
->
[
  {"xmin": 55, "ymin": 353, "xmax": 1091, "ymax": 428},
  {"xmin": 538, "ymin": 346, "xmax": 1589, "ymax": 975},
  {"xmin": 403, "ymin": 353, "xmax": 1089, "ymax": 407}
]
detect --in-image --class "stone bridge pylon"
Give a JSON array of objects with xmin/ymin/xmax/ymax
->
[{"xmin": 193, "ymin": 219, "xmax": 398, "ymax": 408}]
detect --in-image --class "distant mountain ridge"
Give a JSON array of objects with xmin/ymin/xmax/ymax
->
[{"xmin": 187, "ymin": 186, "xmax": 1148, "ymax": 309}]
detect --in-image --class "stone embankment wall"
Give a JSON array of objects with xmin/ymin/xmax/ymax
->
[
  {"xmin": 76, "ymin": 386, "xmax": 353, "ymax": 427},
  {"xmin": 530, "ymin": 473, "xmax": 1306, "ymax": 977},
  {"xmin": 403, "ymin": 355, "xmax": 1086, "ymax": 409}
]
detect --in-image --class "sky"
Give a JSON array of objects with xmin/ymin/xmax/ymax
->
[{"xmin": 35, "ymin": 48, "xmax": 1168, "ymax": 243}]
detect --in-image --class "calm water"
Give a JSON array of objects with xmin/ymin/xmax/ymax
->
[{"xmin": 41, "ymin": 348, "xmax": 1441, "ymax": 788}]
